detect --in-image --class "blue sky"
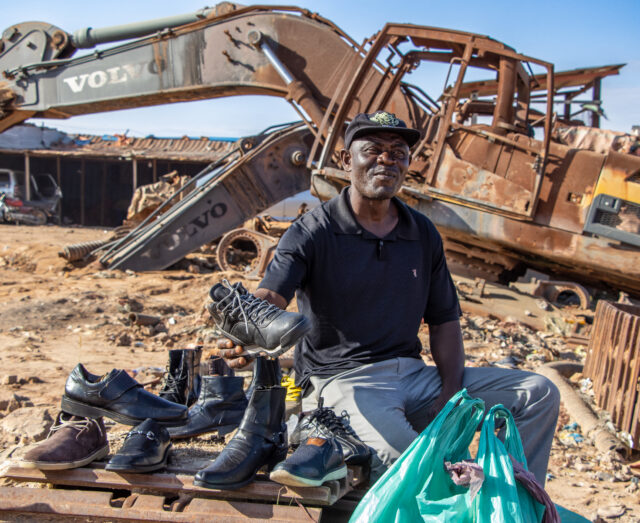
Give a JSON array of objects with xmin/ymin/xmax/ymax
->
[{"xmin": 4, "ymin": 0, "xmax": 639, "ymax": 138}]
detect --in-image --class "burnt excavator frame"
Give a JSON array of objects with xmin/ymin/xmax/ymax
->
[{"xmin": 311, "ymin": 23, "xmax": 554, "ymax": 221}]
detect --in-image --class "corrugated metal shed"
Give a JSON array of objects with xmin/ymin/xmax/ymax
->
[{"xmin": 0, "ymin": 124, "xmax": 238, "ymax": 161}]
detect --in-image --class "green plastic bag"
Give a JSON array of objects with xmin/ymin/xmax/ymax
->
[
  {"xmin": 351, "ymin": 392, "xmax": 546, "ymax": 523},
  {"xmin": 474, "ymin": 405, "xmax": 545, "ymax": 523},
  {"xmin": 349, "ymin": 389, "xmax": 485, "ymax": 523}
]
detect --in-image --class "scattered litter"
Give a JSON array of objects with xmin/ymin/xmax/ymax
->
[
  {"xmin": 536, "ymin": 299, "xmax": 551, "ymax": 311},
  {"xmin": 596, "ymin": 504, "xmax": 626, "ymax": 518}
]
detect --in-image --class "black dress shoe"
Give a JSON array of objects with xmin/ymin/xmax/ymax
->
[
  {"xmin": 270, "ymin": 436, "xmax": 347, "ymax": 487},
  {"xmin": 106, "ymin": 419, "xmax": 171, "ymax": 473},
  {"xmin": 207, "ymin": 280, "xmax": 311, "ymax": 359},
  {"xmin": 194, "ymin": 386, "xmax": 287, "ymax": 490},
  {"xmin": 61, "ymin": 364, "xmax": 188, "ymax": 426},
  {"xmin": 168, "ymin": 376, "xmax": 247, "ymax": 439}
]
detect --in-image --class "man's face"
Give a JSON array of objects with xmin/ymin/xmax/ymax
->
[{"xmin": 341, "ymin": 132, "xmax": 410, "ymax": 201}]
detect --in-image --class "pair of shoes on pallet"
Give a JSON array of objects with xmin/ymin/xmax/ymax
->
[
  {"xmin": 21, "ymin": 414, "xmax": 171, "ymax": 473},
  {"xmin": 22, "ymin": 356, "xmax": 189, "ymax": 471},
  {"xmin": 192, "ymin": 358, "xmax": 368, "ymax": 490},
  {"xmin": 270, "ymin": 404, "xmax": 372, "ymax": 487}
]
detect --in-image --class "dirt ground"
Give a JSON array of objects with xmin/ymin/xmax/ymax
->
[{"xmin": 0, "ymin": 223, "xmax": 638, "ymax": 521}]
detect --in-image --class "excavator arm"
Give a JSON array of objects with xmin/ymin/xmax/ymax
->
[{"xmin": 0, "ymin": 4, "xmax": 419, "ymax": 133}]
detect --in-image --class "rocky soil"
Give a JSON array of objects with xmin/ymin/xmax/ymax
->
[{"xmin": 0, "ymin": 224, "xmax": 638, "ymax": 521}]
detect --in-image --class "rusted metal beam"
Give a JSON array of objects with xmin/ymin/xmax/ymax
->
[
  {"xmin": 2, "ymin": 465, "xmax": 351, "ymax": 507},
  {"xmin": 0, "ymin": 486, "xmax": 322, "ymax": 522},
  {"xmin": 457, "ymin": 63, "xmax": 625, "ymax": 98},
  {"xmin": 132, "ymin": 157, "xmax": 138, "ymax": 190},
  {"xmin": 80, "ymin": 158, "xmax": 86, "ymax": 225},
  {"xmin": 591, "ymin": 78, "xmax": 601, "ymax": 129}
]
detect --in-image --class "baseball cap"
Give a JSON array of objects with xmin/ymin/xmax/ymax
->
[{"xmin": 344, "ymin": 111, "xmax": 421, "ymax": 149}]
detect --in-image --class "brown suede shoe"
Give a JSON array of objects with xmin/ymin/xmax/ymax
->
[{"xmin": 21, "ymin": 413, "xmax": 109, "ymax": 470}]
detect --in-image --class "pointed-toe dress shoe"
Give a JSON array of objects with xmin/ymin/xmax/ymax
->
[
  {"xmin": 61, "ymin": 364, "xmax": 187, "ymax": 426},
  {"xmin": 106, "ymin": 419, "xmax": 172, "ymax": 473}
]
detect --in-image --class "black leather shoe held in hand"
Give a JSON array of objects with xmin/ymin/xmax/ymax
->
[
  {"xmin": 207, "ymin": 280, "xmax": 311, "ymax": 359},
  {"xmin": 106, "ymin": 418, "xmax": 171, "ymax": 473},
  {"xmin": 61, "ymin": 364, "xmax": 187, "ymax": 426}
]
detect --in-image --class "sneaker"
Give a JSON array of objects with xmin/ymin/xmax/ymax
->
[
  {"xmin": 21, "ymin": 413, "xmax": 109, "ymax": 470},
  {"xmin": 290, "ymin": 407, "xmax": 371, "ymax": 465},
  {"xmin": 207, "ymin": 280, "xmax": 311, "ymax": 359},
  {"xmin": 269, "ymin": 436, "xmax": 347, "ymax": 487}
]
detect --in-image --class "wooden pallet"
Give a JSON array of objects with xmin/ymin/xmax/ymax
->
[{"xmin": 0, "ymin": 462, "xmax": 365, "ymax": 521}]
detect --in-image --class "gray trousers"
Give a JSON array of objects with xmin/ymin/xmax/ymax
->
[{"xmin": 302, "ymin": 357, "xmax": 560, "ymax": 485}]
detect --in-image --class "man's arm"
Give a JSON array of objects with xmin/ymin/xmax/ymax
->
[
  {"xmin": 425, "ymin": 318, "xmax": 465, "ymax": 418},
  {"xmin": 254, "ymin": 287, "xmax": 288, "ymax": 310}
]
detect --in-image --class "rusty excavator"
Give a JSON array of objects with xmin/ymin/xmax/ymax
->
[{"xmin": 0, "ymin": 3, "xmax": 638, "ymax": 295}]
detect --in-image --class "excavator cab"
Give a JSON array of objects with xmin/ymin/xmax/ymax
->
[{"xmin": 310, "ymin": 24, "xmax": 554, "ymax": 221}]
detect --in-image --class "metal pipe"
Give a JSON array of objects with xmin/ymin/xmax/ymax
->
[
  {"xmin": 536, "ymin": 361, "xmax": 628, "ymax": 455},
  {"xmin": 58, "ymin": 240, "xmax": 109, "ymax": 261},
  {"xmin": 70, "ymin": 8, "xmax": 214, "ymax": 48},
  {"xmin": 129, "ymin": 313, "xmax": 161, "ymax": 326},
  {"xmin": 24, "ymin": 153, "xmax": 31, "ymax": 201},
  {"xmin": 248, "ymin": 31, "xmax": 295, "ymax": 84}
]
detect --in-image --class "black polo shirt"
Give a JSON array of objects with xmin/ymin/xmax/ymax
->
[{"xmin": 259, "ymin": 187, "xmax": 461, "ymax": 390}]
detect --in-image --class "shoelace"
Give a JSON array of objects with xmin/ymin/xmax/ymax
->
[
  {"xmin": 218, "ymin": 279, "xmax": 282, "ymax": 335},
  {"xmin": 48, "ymin": 414, "xmax": 102, "ymax": 441},
  {"xmin": 160, "ymin": 365, "xmax": 182, "ymax": 396},
  {"xmin": 307, "ymin": 407, "xmax": 359, "ymax": 439},
  {"xmin": 281, "ymin": 375, "xmax": 302, "ymax": 401}
]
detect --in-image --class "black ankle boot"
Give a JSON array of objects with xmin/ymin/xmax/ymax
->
[
  {"xmin": 194, "ymin": 386, "xmax": 288, "ymax": 490},
  {"xmin": 245, "ymin": 356, "xmax": 282, "ymax": 400},
  {"xmin": 167, "ymin": 376, "xmax": 247, "ymax": 439},
  {"xmin": 205, "ymin": 356, "xmax": 235, "ymax": 377},
  {"xmin": 159, "ymin": 348, "xmax": 202, "ymax": 406}
]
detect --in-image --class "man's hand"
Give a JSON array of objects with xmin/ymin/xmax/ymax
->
[
  {"xmin": 215, "ymin": 338, "xmax": 254, "ymax": 369},
  {"xmin": 425, "ymin": 389, "xmax": 457, "ymax": 425}
]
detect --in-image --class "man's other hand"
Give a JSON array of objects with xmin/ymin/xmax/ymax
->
[
  {"xmin": 215, "ymin": 338, "xmax": 254, "ymax": 369},
  {"xmin": 425, "ymin": 389, "xmax": 456, "ymax": 425}
]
